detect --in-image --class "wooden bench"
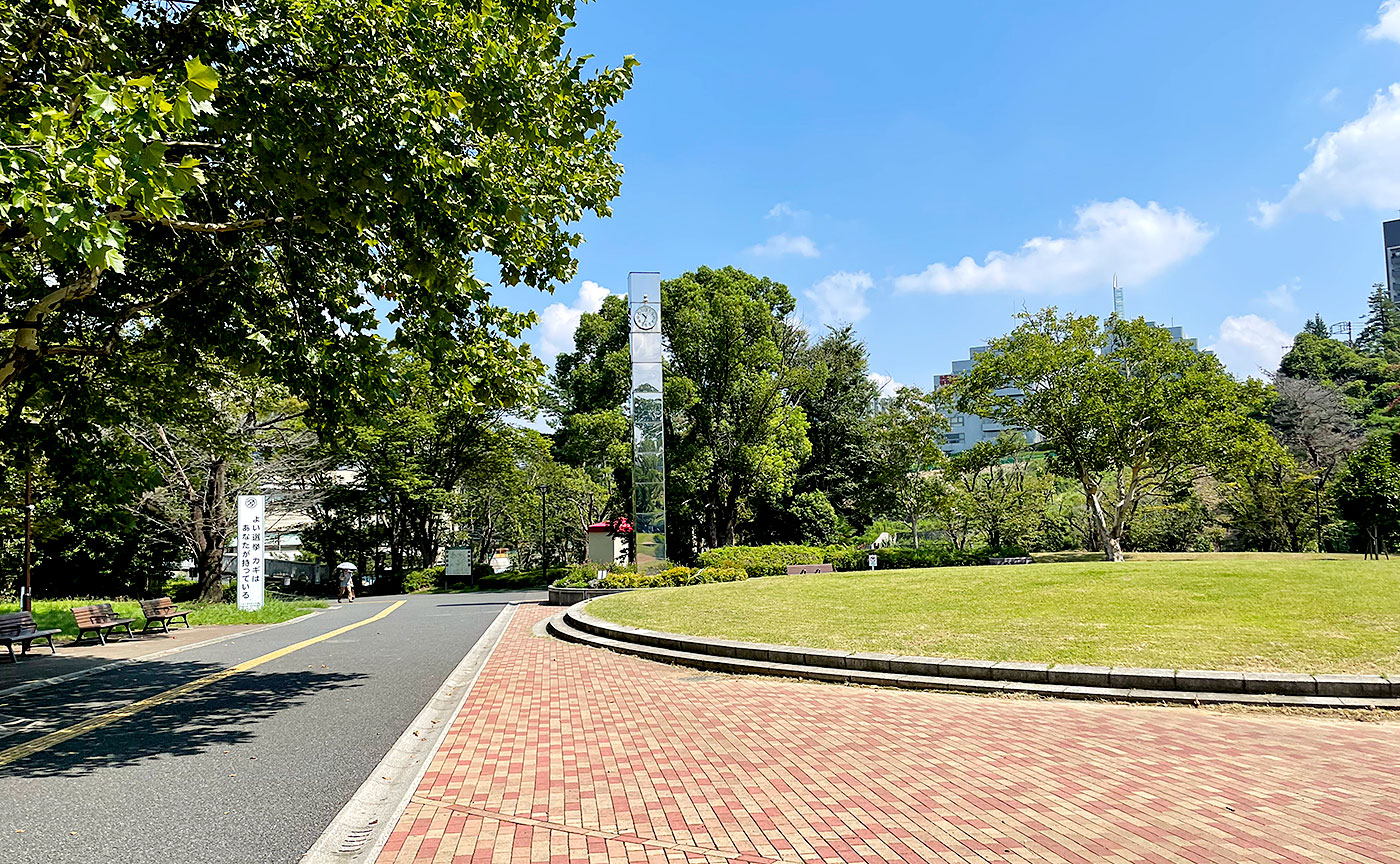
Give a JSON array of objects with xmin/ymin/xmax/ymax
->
[
  {"xmin": 70, "ymin": 603, "xmax": 137, "ymax": 645},
  {"xmin": 139, "ymin": 597, "xmax": 192, "ymax": 633},
  {"xmin": 785, "ymin": 563, "xmax": 835, "ymax": 575},
  {"xmin": 0, "ymin": 612, "xmax": 61, "ymax": 663}
]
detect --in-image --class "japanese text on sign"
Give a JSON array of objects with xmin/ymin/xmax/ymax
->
[{"xmin": 238, "ymin": 495, "xmax": 266, "ymax": 611}]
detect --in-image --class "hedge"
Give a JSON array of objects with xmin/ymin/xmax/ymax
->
[
  {"xmin": 552, "ymin": 564, "xmax": 747, "ymax": 589},
  {"xmin": 697, "ymin": 543, "xmax": 1030, "ymax": 575},
  {"xmin": 696, "ymin": 545, "xmax": 825, "ymax": 578}
]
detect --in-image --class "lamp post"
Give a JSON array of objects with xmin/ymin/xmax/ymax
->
[{"xmin": 537, "ymin": 484, "xmax": 549, "ymax": 578}]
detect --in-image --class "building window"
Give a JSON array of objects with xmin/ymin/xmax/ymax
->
[
  {"xmin": 946, "ymin": 433, "xmax": 964, "ymax": 445},
  {"xmin": 951, "ymin": 414, "xmax": 964, "ymax": 426}
]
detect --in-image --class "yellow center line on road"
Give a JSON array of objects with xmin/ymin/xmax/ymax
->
[{"xmin": 0, "ymin": 600, "xmax": 405, "ymax": 768}]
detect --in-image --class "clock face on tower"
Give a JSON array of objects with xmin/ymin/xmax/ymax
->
[{"xmin": 633, "ymin": 304, "xmax": 658, "ymax": 330}]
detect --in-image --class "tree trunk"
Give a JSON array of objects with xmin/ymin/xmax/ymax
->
[
  {"xmin": 194, "ymin": 458, "xmax": 229, "ymax": 602},
  {"xmin": 1084, "ymin": 490, "xmax": 1124, "ymax": 562},
  {"xmin": 908, "ymin": 504, "xmax": 920, "ymax": 549}
]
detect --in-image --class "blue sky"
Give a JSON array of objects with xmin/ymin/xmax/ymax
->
[{"xmin": 507, "ymin": 1, "xmax": 1400, "ymax": 392}]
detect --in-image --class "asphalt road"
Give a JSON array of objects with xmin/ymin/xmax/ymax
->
[{"xmin": 0, "ymin": 591, "xmax": 543, "ymax": 864}]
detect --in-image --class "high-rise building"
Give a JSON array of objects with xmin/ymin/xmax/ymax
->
[{"xmin": 1384, "ymin": 219, "xmax": 1400, "ymax": 303}]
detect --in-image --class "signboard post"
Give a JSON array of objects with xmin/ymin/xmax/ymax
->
[
  {"xmin": 238, "ymin": 495, "xmax": 266, "ymax": 611},
  {"xmin": 868, "ymin": 553, "xmax": 877, "ymax": 571}
]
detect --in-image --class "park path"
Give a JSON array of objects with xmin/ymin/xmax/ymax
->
[{"xmin": 377, "ymin": 602, "xmax": 1400, "ymax": 864}]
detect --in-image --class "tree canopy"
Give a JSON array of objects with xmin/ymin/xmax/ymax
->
[
  {"xmin": 2, "ymin": 0, "xmax": 635, "ymax": 431},
  {"xmin": 953, "ymin": 309, "xmax": 1267, "ymax": 561}
]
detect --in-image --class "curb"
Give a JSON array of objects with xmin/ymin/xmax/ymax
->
[
  {"xmin": 550, "ymin": 603, "xmax": 1400, "ymax": 709},
  {"xmin": 299, "ymin": 602, "xmax": 520, "ymax": 864},
  {"xmin": 0, "ymin": 607, "xmax": 330, "ymax": 700}
]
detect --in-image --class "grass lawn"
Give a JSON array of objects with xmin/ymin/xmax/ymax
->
[
  {"xmin": 587, "ymin": 553, "xmax": 1400, "ymax": 674},
  {"xmin": 0, "ymin": 597, "xmax": 327, "ymax": 639}
]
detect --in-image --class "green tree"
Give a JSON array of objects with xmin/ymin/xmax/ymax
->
[
  {"xmin": 1334, "ymin": 435, "xmax": 1400, "ymax": 558},
  {"xmin": 954, "ymin": 309, "xmax": 1267, "ymax": 561},
  {"xmin": 946, "ymin": 432, "xmax": 1046, "ymax": 550},
  {"xmin": 1304, "ymin": 314, "xmax": 1331, "ymax": 338},
  {"xmin": 544, "ymin": 293, "xmax": 633, "ymax": 513},
  {"xmin": 869, "ymin": 387, "xmax": 949, "ymax": 548},
  {"xmin": 663, "ymin": 266, "xmax": 811, "ymax": 554},
  {"xmin": 791, "ymin": 325, "xmax": 883, "ymax": 526},
  {"xmin": 2, "ymin": 0, "xmax": 634, "ymax": 428},
  {"xmin": 1357, "ymin": 284, "xmax": 1400, "ymax": 356},
  {"xmin": 119, "ymin": 368, "xmax": 324, "ymax": 601}
]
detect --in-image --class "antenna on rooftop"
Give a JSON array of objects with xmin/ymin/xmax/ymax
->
[{"xmin": 1112, "ymin": 274, "xmax": 1125, "ymax": 318}]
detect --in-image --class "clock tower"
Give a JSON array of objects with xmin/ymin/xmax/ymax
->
[{"xmin": 628, "ymin": 272, "xmax": 667, "ymax": 568}]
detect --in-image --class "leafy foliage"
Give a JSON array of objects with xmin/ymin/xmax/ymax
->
[
  {"xmin": 3, "ymin": 0, "xmax": 634, "ymax": 429},
  {"xmin": 954, "ymin": 309, "xmax": 1267, "ymax": 560}
]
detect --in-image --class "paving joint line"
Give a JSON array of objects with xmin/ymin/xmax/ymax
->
[{"xmin": 407, "ymin": 792, "xmax": 805, "ymax": 864}]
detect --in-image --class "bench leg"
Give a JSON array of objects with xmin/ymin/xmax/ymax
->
[
  {"xmin": 142, "ymin": 619, "xmax": 154, "ymax": 634},
  {"xmin": 161, "ymin": 618, "xmax": 170, "ymax": 634},
  {"xmin": 96, "ymin": 628, "xmax": 107, "ymax": 646},
  {"xmin": 44, "ymin": 634, "xmax": 55, "ymax": 655},
  {"xmin": 123, "ymin": 623, "xmax": 135, "ymax": 639},
  {"xmin": 4, "ymin": 644, "xmax": 14, "ymax": 664}
]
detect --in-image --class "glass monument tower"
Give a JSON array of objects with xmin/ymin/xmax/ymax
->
[{"xmin": 628, "ymin": 272, "xmax": 667, "ymax": 568}]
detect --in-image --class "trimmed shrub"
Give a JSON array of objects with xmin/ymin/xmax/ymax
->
[
  {"xmin": 551, "ymin": 563, "xmax": 746, "ymax": 590},
  {"xmin": 824, "ymin": 544, "xmax": 1029, "ymax": 571},
  {"xmin": 696, "ymin": 566, "xmax": 747, "ymax": 584},
  {"xmin": 696, "ymin": 544, "xmax": 823, "ymax": 577},
  {"xmin": 402, "ymin": 566, "xmax": 444, "ymax": 593}
]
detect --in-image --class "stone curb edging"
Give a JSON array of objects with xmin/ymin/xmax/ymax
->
[
  {"xmin": 546, "ymin": 586, "xmax": 637, "ymax": 606},
  {"xmin": 549, "ymin": 603, "xmax": 1400, "ymax": 709}
]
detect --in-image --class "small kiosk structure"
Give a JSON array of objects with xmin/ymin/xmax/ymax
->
[{"xmin": 586, "ymin": 518, "xmax": 631, "ymax": 567}]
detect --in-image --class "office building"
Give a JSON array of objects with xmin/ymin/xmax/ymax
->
[{"xmin": 1385, "ymin": 219, "xmax": 1400, "ymax": 304}]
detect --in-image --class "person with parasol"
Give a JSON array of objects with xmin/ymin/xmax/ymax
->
[{"xmin": 335, "ymin": 561, "xmax": 357, "ymax": 603}]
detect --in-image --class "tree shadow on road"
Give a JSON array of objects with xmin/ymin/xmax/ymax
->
[{"xmin": 1, "ymin": 660, "xmax": 368, "ymax": 778}]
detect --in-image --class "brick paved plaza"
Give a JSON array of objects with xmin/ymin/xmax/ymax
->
[{"xmin": 376, "ymin": 604, "xmax": 1400, "ymax": 864}]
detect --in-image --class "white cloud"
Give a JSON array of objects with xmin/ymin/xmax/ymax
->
[
  {"xmin": 804, "ymin": 271, "xmax": 873, "ymax": 326},
  {"xmin": 747, "ymin": 233, "xmax": 819, "ymax": 258},
  {"xmin": 1207, "ymin": 314, "xmax": 1292, "ymax": 380},
  {"xmin": 893, "ymin": 199, "xmax": 1211, "ymax": 295},
  {"xmin": 536, "ymin": 280, "xmax": 615, "ymax": 367},
  {"xmin": 1367, "ymin": 1, "xmax": 1400, "ymax": 43},
  {"xmin": 868, "ymin": 372, "xmax": 903, "ymax": 398},
  {"xmin": 1256, "ymin": 84, "xmax": 1400, "ymax": 226},
  {"xmin": 1262, "ymin": 280, "xmax": 1301, "ymax": 317},
  {"xmin": 1322, "ymin": 86, "xmax": 1342, "ymax": 105},
  {"xmin": 766, "ymin": 202, "xmax": 808, "ymax": 220}
]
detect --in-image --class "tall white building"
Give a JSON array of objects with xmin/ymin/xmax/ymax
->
[{"xmin": 933, "ymin": 347, "xmax": 1042, "ymax": 455}]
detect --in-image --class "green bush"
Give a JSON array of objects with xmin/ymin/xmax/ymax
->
[
  {"xmin": 696, "ymin": 544, "xmax": 824, "ymax": 577},
  {"xmin": 160, "ymin": 578, "xmax": 201, "ymax": 602},
  {"xmin": 696, "ymin": 566, "xmax": 747, "ymax": 583},
  {"xmin": 402, "ymin": 566, "xmax": 444, "ymax": 593},
  {"xmin": 823, "ymin": 544, "xmax": 1029, "ymax": 571},
  {"xmin": 551, "ymin": 563, "xmax": 746, "ymax": 590}
]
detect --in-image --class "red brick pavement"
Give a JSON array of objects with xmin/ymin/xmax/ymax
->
[{"xmin": 376, "ymin": 603, "xmax": 1400, "ymax": 863}]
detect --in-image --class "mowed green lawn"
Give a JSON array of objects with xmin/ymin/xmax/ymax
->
[
  {"xmin": 0, "ymin": 598, "xmax": 327, "ymax": 639},
  {"xmin": 587, "ymin": 553, "xmax": 1400, "ymax": 674}
]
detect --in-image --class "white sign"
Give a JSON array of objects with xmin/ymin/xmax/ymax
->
[
  {"xmin": 445, "ymin": 546, "xmax": 473, "ymax": 578},
  {"xmin": 868, "ymin": 553, "xmax": 877, "ymax": 571},
  {"xmin": 238, "ymin": 495, "xmax": 266, "ymax": 611}
]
